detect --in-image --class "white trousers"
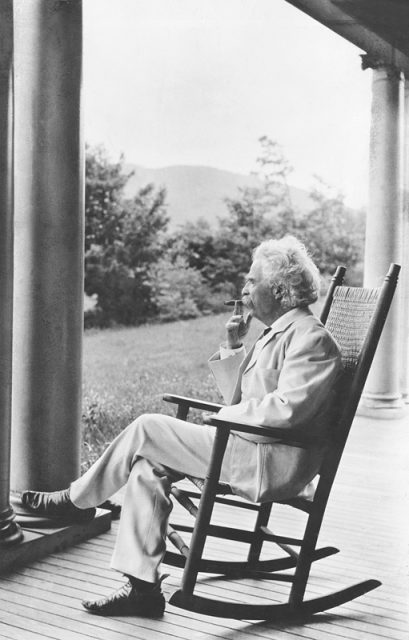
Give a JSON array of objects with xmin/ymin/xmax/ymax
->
[{"xmin": 70, "ymin": 413, "xmax": 244, "ymax": 582}]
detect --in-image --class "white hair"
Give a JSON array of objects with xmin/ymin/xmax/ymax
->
[{"xmin": 252, "ymin": 236, "xmax": 320, "ymax": 308}]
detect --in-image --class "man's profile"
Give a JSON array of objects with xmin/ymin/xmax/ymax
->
[{"xmin": 21, "ymin": 235, "xmax": 342, "ymax": 617}]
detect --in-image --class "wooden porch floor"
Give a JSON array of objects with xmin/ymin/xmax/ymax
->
[{"xmin": 0, "ymin": 412, "xmax": 408, "ymax": 640}]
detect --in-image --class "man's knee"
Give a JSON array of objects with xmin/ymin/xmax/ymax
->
[
  {"xmin": 127, "ymin": 413, "xmax": 167, "ymax": 443},
  {"xmin": 130, "ymin": 413, "xmax": 162, "ymax": 428}
]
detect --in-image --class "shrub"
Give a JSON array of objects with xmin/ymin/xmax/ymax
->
[{"xmin": 148, "ymin": 255, "xmax": 208, "ymax": 321}]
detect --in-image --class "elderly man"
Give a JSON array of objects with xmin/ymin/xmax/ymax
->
[{"xmin": 22, "ymin": 236, "xmax": 342, "ymax": 618}]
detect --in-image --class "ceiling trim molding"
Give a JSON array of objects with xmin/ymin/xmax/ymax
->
[{"xmin": 285, "ymin": 0, "xmax": 409, "ymax": 76}]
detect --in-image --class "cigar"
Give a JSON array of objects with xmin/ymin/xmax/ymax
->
[{"xmin": 224, "ymin": 299, "xmax": 244, "ymax": 314}]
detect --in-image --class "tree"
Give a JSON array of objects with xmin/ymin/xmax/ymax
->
[
  {"xmin": 214, "ymin": 140, "xmax": 365, "ymax": 289},
  {"xmin": 167, "ymin": 218, "xmax": 220, "ymax": 285},
  {"xmin": 297, "ymin": 177, "xmax": 365, "ymax": 283},
  {"xmin": 84, "ymin": 146, "xmax": 169, "ymax": 326},
  {"xmin": 242, "ymin": 135, "xmax": 293, "ymax": 214},
  {"xmin": 148, "ymin": 255, "xmax": 208, "ymax": 321},
  {"xmin": 85, "ymin": 145, "xmax": 130, "ymax": 251},
  {"xmin": 210, "ymin": 137, "xmax": 298, "ymax": 294}
]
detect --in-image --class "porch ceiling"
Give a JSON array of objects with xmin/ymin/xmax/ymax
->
[{"xmin": 285, "ymin": 0, "xmax": 409, "ymax": 74}]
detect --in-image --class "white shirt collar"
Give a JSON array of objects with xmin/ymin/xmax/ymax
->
[{"xmin": 266, "ymin": 306, "xmax": 313, "ymax": 337}]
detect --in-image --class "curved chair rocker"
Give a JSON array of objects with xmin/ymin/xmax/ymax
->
[{"xmin": 162, "ymin": 263, "xmax": 400, "ymax": 620}]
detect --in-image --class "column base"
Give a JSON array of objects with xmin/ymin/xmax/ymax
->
[
  {"xmin": 0, "ymin": 507, "xmax": 24, "ymax": 547},
  {"xmin": 358, "ymin": 392, "xmax": 408, "ymax": 419}
]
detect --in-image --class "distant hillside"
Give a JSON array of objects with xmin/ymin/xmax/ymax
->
[{"xmin": 123, "ymin": 164, "xmax": 314, "ymax": 228}]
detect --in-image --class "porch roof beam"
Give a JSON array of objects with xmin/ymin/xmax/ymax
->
[{"xmin": 284, "ymin": 0, "xmax": 409, "ymax": 75}]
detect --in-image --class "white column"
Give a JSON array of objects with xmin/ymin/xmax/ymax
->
[
  {"xmin": 400, "ymin": 80, "xmax": 409, "ymax": 402},
  {"xmin": 360, "ymin": 56, "xmax": 404, "ymax": 416},
  {"xmin": 0, "ymin": 0, "xmax": 23, "ymax": 546},
  {"xmin": 11, "ymin": 0, "xmax": 84, "ymax": 492}
]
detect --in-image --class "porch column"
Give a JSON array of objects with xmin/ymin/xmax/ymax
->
[
  {"xmin": 11, "ymin": 0, "xmax": 84, "ymax": 492},
  {"xmin": 400, "ymin": 79, "xmax": 409, "ymax": 402},
  {"xmin": 360, "ymin": 56, "xmax": 404, "ymax": 415},
  {"xmin": 0, "ymin": 1, "xmax": 23, "ymax": 546}
]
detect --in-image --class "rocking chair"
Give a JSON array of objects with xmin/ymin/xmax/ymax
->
[{"xmin": 162, "ymin": 263, "xmax": 400, "ymax": 620}]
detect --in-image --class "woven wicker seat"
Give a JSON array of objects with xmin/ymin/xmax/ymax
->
[{"xmin": 162, "ymin": 264, "xmax": 400, "ymax": 620}]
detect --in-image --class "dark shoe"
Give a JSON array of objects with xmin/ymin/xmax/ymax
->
[
  {"xmin": 98, "ymin": 499, "xmax": 122, "ymax": 520},
  {"xmin": 82, "ymin": 577, "xmax": 167, "ymax": 617},
  {"xmin": 21, "ymin": 489, "xmax": 96, "ymax": 522}
]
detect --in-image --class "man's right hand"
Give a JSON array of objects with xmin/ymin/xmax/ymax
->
[{"xmin": 225, "ymin": 305, "xmax": 253, "ymax": 349}]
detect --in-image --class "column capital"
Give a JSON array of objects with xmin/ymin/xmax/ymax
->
[{"xmin": 360, "ymin": 54, "xmax": 402, "ymax": 79}]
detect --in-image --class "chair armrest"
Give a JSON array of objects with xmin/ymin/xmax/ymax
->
[
  {"xmin": 162, "ymin": 393, "xmax": 224, "ymax": 413},
  {"xmin": 204, "ymin": 415, "xmax": 328, "ymax": 449}
]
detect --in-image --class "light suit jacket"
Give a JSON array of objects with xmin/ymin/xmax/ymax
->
[{"xmin": 207, "ymin": 307, "xmax": 342, "ymax": 502}]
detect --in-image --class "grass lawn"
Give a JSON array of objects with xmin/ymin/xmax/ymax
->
[{"xmin": 81, "ymin": 312, "xmax": 264, "ymax": 470}]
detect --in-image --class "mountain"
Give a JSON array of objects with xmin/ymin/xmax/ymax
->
[{"xmin": 123, "ymin": 164, "xmax": 314, "ymax": 228}]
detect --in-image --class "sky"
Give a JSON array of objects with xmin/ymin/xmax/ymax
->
[{"xmin": 83, "ymin": 0, "xmax": 373, "ymax": 208}]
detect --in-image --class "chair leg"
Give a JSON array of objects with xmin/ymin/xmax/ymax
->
[
  {"xmin": 180, "ymin": 427, "xmax": 231, "ymax": 597},
  {"xmin": 289, "ymin": 504, "xmax": 323, "ymax": 607},
  {"xmin": 246, "ymin": 502, "xmax": 273, "ymax": 567}
]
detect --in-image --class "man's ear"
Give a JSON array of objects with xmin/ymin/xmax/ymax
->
[{"xmin": 272, "ymin": 285, "xmax": 283, "ymax": 300}]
